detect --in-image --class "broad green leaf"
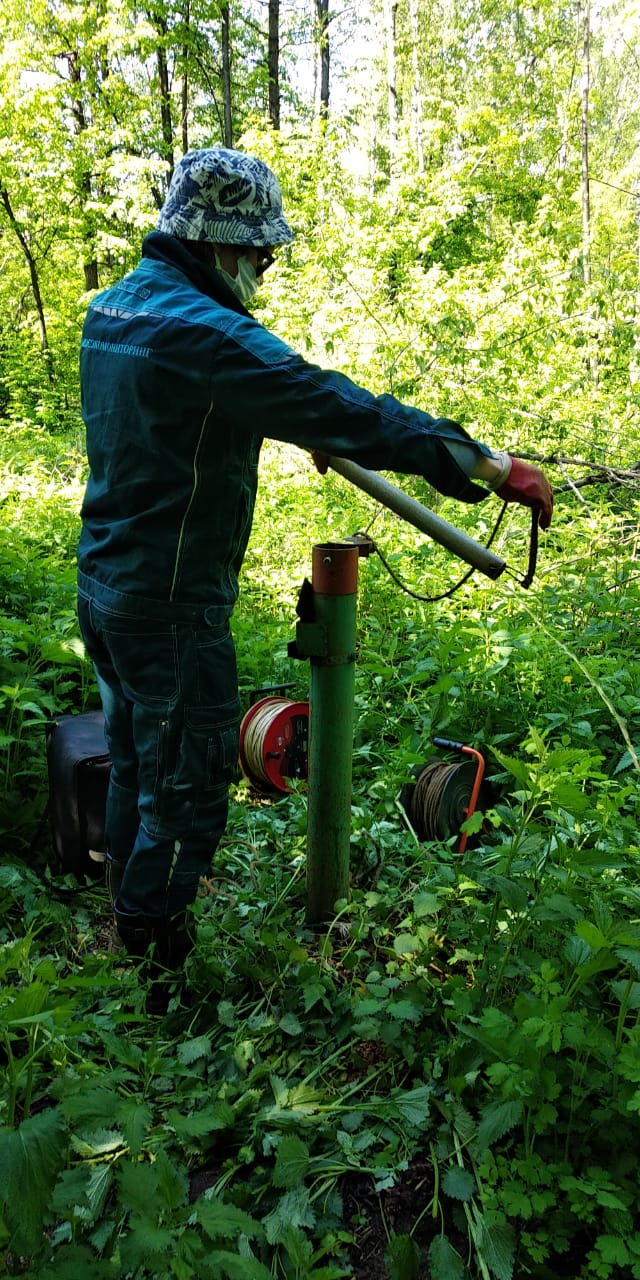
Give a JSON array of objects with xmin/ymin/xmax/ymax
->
[
  {"xmin": 154, "ymin": 1147, "xmax": 188, "ymax": 1210},
  {"xmin": 489, "ymin": 750, "xmax": 531, "ymax": 786},
  {"xmin": 614, "ymin": 750, "xmax": 635, "ymax": 775},
  {"xmin": 39, "ymin": 636, "xmax": 85, "ymax": 664},
  {"xmin": 264, "ymin": 1187, "xmax": 315, "ymax": 1244},
  {"xmin": 484, "ymin": 875, "xmax": 529, "ymax": 912},
  {"xmin": 205, "ymin": 1251, "xmax": 271, "ymax": 1280},
  {"xmin": 448, "ymin": 1102, "xmax": 476, "ymax": 1144},
  {"xmin": 385, "ymin": 1232, "xmax": 421, "ymax": 1280},
  {"xmin": 575, "ymin": 921, "xmax": 610, "ymax": 950},
  {"xmin": 165, "ymin": 1101, "xmax": 234, "ymax": 1139},
  {"xmin": 273, "ymin": 1134, "xmax": 310, "ymax": 1188},
  {"xmin": 391, "ymin": 1084, "xmax": 432, "ymax": 1127},
  {"xmin": 387, "ymin": 999, "xmax": 423, "ymax": 1023},
  {"xmin": 413, "ymin": 891, "xmax": 441, "ymax": 916},
  {"xmin": 279, "ymin": 1011, "xmax": 303, "ymax": 1035},
  {"xmin": 442, "ymin": 1165, "xmax": 476, "ymax": 1201},
  {"xmin": 117, "ymin": 1158, "xmax": 158, "ymax": 1216},
  {"xmin": 302, "ymin": 980, "xmax": 330, "ymax": 1011},
  {"xmin": 217, "ymin": 1000, "xmax": 237, "ymax": 1027},
  {"xmin": 615, "ymin": 947, "xmax": 640, "ymax": 977},
  {"xmin": 479, "ymin": 1007, "xmax": 515, "ymax": 1039},
  {"xmin": 550, "ymin": 781, "xmax": 589, "ymax": 815},
  {"xmin": 118, "ymin": 1215, "xmax": 175, "ymax": 1270},
  {"xmin": 51, "ymin": 1162, "xmax": 112, "ymax": 1225},
  {"xmin": 428, "ymin": 1234, "xmax": 465, "ymax": 1280},
  {"xmin": 393, "ymin": 933, "xmax": 421, "ymax": 955},
  {"xmin": 564, "ymin": 934, "xmax": 592, "ymax": 967},
  {"xmin": 618, "ymin": 1043, "xmax": 640, "ymax": 1084},
  {"xmin": 38, "ymin": 1243, "xmax": 115, "ymax": 1279},
  {"xmin": 116, "ymin": 1096, "xmax": 152, "ymax": 1157},
  {"xmin": 461, "ymin": 809, "xmax": 485, "ymax": 835},
  {"xmin": 0, "ymin": 1108, "xmax": 67, "ymax": 1251},
  {"xmin": 95, "ymin": 1029, "xmax": 144, "ymax": 1069},
  {"xmin": 50, "ymin": 1166, "xmax": 94, "ymax": 1220},
  {"xmin": 4, "ymin": 980, "xmax": 51, "ymax": 1024},
  {"xmin": 274, "ymin": 1081, "xmax": 324, "ymax": 1115},
  {"xmin": 85, "ymin": 1163, "xmax": 114, "ymax": 1220},
  {"xmin": 194, "ymin": 1194, "xmax": 263, "ymax": 1241},
  {"xmin": 60, "ymin": 1086, "xmax": 121, "ymax": 1126},
  {"xmin": 596, "ymin": 1235, "xmax": 630, "ymax": 1265},
  {"xmin": 69, "ymin": 1128, "xmax": 123, "ymax": 1158},
  {"xmin": 177, "ymin": 1033, "xmax": 213, "ymax": 1064},
  {"xmin": 476, "ymin": 1216, "xmax": 516, "ymax": 1280},
  {"xmin": 610, "ymin": 980, "xmax": 640, "ymax": 1009},
  {"xmin": 477, "ymin": 1100, "xmax": 524, "ymax": 1149}
]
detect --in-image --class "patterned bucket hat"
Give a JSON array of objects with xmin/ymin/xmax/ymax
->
[{"xmin": 157, "ymin": 148, "xmax": 293, "ymax": 246}]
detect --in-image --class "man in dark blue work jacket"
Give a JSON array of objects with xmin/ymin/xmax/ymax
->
[{"xmin": 77, "ymin": 148, "xmax": 553, "ymax": 1010}]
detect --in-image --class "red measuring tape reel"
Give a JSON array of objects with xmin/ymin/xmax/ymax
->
[{"xmin": 239, "ymin": 696, "xmax": 309, "ymax": 793}]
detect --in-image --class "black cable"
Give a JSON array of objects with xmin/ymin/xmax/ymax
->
[{"xmin": 359, "ymin": 499, "xmax": 542, "ymax": 603}]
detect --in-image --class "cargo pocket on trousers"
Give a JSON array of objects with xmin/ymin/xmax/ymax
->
[
  {"xmin": 205, "ymin": 722, "xmax": 240, "ymax": 789},
  {"xmin": 193, "ymin": 721, "xmax": 239, "ymax": 788}
]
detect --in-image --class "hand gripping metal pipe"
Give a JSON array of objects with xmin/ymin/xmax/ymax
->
[{"xmin": 326, "ymin": 455, "xmax": 506, "ymax": 580}]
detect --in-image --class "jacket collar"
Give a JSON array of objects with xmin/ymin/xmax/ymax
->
[{"xmin": 142, "ymin": 231, "xmax": 250, "ymax": 316}]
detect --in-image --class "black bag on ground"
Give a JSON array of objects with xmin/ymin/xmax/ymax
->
[{"xmin": 46, "ymin": 711, "xmax": 111, "ymax": 877}]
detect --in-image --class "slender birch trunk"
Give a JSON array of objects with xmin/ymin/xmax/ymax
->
[
  {"xmin": 408, "ymin": 0, "xmax": 424, "ymax": 172},
  {"xmin": 384, "ymin": 0, "xmax": 399, "ymax": 179},
  {"xmin": 268, "ymin": 0, "xmax": 280, "ymax": 130},
  {"xmin": 221, "ymin": 3, "xmax": 233, "ymax": 146}
]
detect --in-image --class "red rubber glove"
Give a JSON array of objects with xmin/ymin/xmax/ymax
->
[
  {"xmin": 310, "ymin": 449, "xmax": 330, "ymax": 475},
  {"xmin": 497, "ymin": 457, "xmax": 553, "ymax": 530}
]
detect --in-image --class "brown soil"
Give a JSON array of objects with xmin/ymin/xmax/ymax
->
[
  {"xmin": 190, "ymin": 1156, "xmax": 459, "ymax": 1279},
  {"xmin": 342, "ymin": 1158, "xmax": 444, "ymax": 1278}
]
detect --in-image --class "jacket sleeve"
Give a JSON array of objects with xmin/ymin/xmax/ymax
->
[{"xmin": 211, "ymin": 314, "xmax": 493, "ymax": 503}]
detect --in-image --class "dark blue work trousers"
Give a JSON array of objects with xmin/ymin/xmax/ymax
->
[{"xmin": 77, "ymin": 576, "xmax": 240, "ymax": 918}]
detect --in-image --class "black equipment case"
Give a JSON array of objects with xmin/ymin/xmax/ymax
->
[{"xmin": 46, "ymin": 711, "xmax": 111, "ymax": 877}]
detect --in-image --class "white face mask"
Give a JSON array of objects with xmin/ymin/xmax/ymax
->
[{"xmin": 214, "ymin": 252, "xmax": 259, "ymax": 304}]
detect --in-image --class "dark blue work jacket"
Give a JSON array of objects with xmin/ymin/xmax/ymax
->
[{"xmin": 78, "ymin": 233, "xmax": 490, "ymax": 618}]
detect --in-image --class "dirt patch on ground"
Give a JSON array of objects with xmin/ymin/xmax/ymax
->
[
  {"xmin": 342, "ymin": 1158, "xmax": 445, "ymax": 1278},
  {"xmin": 190, "ymin": 1156, "xmax": 461, "ymax": 1279}
]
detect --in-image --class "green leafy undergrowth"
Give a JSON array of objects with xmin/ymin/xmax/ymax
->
[
  {"xmin": 2, "ymin": 733, "xmax": 640, "ymax": 1279},
  {"xmin": 0, "ymin": 420, "xmax": 90, "ymax": 853},
  {"xmin": 2, "ymin": 431, "xmax": 640, "ymax": 1276}
]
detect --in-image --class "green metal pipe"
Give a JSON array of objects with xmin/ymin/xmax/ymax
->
[{"xmin": 305, "ymin": 542, "xmax": 360, "ymax": 924}]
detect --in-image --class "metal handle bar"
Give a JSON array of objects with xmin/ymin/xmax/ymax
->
[{"xmin": 326, "ymin": 456, "xmax": 506, "ymax": 581}]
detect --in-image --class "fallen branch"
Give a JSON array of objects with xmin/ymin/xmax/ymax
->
[{"xmin": 513, "ymin": 451, "xmax": 640, "ymax": 493}]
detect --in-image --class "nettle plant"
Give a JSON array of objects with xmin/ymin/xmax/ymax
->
[
  {"xmin": 2, "ymin": 717, "xmax": 640, "ymax": 1279},
  {"xmin": 2, "ymin": 409, "xmax": 640, "ymax": 1275},
  {"xmin": 0, "ymin": 422, "xmax": 89, "ymax": 853}
]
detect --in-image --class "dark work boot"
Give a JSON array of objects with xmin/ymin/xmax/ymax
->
[{"xmin": 114, "ymin": 905, "xmax": 194, "ymax": 1015}]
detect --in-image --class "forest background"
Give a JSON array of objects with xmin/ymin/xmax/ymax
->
[{"xmin": 2, "ymin": 1, "xmax": 640, "ymax": 1278}]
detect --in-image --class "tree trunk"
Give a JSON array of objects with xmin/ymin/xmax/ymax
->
[
  {"xmin": 580, "ymin": 0, "xmax": 591, "ymax": 288},
  {"xmin": 154, "ymin": 25, "xmax": 175, "ymax": 181},
  {"xmin": 0, "ymin": 185, "xmax": 51, "ymax": 367},
  {"xmin": 632, "ymin": 179, "xmax": 640, "ymax": 386},
  {"xmin": 408, "ymin": 0, "xmax": 424, "ymax": 172},
  {"xmin": 315, "ymin": 0, "xmax": 330, "ymax": 117},
  {"xmin": 65, "ymin": 47, "xmax": 100, "ymax": 290},
  {"xmin": 384, "ymin": 0, "xmax": 399, "ymax": 178},
  {"xmin": 181, "ymin": 0, "xmax": 190, "ymax": 153},
  {"xmin": 580, "ymin": 0, "xmax": 598, "ymax": 383},
  {"xmin": 221, "ymin": 2, "xmax": 233, "ymax": 146},
  {"xmin": 268, "ymin": 0, "xmax": 280, "ymax": 130}
]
